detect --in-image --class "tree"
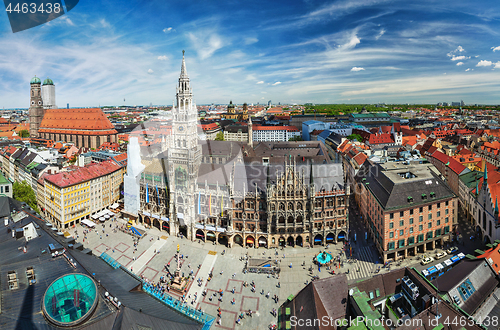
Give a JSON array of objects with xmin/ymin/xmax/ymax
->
[
  {"xmin": 13, "ymin": 180, "xmax": 39, "ymax": 213},
  {"xmin": 347, "ymin": 133, "xmax": 363, "ymax": 142},
  {"xmin": 289, "ymin": 136, "xmax": 304, "ymax": 141},
  {"xmin": 215, "ymin": 131, "xmax": 225, "ymax": 141},
  {"xmin": 19, "ymin": 129, "xmax": 29, "ymax": 137}
]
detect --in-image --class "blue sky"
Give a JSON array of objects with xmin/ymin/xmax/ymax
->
[{"xmin": 1, "ymin": 0, "xmax": 500, "ymax": 108}]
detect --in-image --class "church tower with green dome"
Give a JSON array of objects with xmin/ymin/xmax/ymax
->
[
  {"xmin": 29, "ymin": 76, "xmax": 44, "ymax": 137},
  {"xmin": 42, "ymin": 77, "xmax": 56, "ymax": 110}
]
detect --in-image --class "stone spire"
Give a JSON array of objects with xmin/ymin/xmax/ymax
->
[{"xmin": 180, "ymin": 50, "xmax": 188, "ymax": 78}]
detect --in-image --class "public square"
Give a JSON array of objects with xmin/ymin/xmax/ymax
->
[{"xmin": 71, "ymin": 216, "xmax": 379, "ymax": 329}]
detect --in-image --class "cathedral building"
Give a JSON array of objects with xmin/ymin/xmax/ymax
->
[
  {"xmin": 38, "ymin": 108, "xmax": 118, "ymax": 149},
  {"xmin": 28, "ymin": 76, "xmax": 117, "ymax": 147},
  {"xmin": 132, "ymin": 52, "xmax": 349, "ymax": 248}
]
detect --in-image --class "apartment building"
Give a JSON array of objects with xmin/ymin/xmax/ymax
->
[
  {"xmin": 39, "ymin": 160, "xmax": 124, "ymax": 229},
  {"xmin": 354, "ymin": 160, "xmax": 458, "ymax": 262}
]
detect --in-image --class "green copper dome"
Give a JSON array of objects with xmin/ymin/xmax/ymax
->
[
  {"xmin": 30, "ymin": 76, "xmax": 41, "ymax": 84},
  {"xmin": 43, "ymin": 78, "xmax": 54, "ymax": 85}
]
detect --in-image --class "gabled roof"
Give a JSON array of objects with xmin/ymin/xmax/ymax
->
[{"xmin": 44, "ymin": 160, "xmax": 122, "ymax": 188}]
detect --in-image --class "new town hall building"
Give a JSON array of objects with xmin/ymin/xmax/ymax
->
[{"xmin": 126, "ymin": 52, "xmax": 350, "ymax": 248}]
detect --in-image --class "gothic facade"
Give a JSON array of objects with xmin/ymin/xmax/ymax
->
[{"xmin": 136, "ymin": 52, "xmax": 349, "ymax": 248}]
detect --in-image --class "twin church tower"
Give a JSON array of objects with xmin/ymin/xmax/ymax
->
[{"xmin": 28, "ymin": 76, "xmax": 56, "ymax": 137}]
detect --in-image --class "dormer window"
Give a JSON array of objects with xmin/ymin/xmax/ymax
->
[
  {"xmin": 430, "ymin": 192, "xmax": 435, "ymax": 198},
  {"xmin": 422, "ymin": 194, "xmax": 427, "ymax": 200},
  {"xmin": 408, "ymin": 197, "xmax": 413, "ymax": 203}
]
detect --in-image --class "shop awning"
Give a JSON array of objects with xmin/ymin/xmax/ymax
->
[
  {"xmin": 259, "ymin": 237, "xmax": 267, "ymax": 243},
  {"xmin": 196, "ymin": 233, "xmax": 204, "ymax": 237},
  {"xmin": 338, "ymin": 233, "xmax": 345, "ymax": 239},
  {"xmin": 81, "ymin": 219, "xmax": 95, "ymax": 228},
  {"xmin": 246, "ymin": 237, "xmax": 254, "ymax": 244},
  {"xmin": 207, "ymin": 232, "xmax": 216, "ymax": 237},
  {"xmin": 314, "ymin": 238, "xmax": 322, "ymax": 242}
]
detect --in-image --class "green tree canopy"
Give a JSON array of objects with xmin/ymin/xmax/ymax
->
[
  {"xmin": 19, "ymin": 129, "xmax": 30, "ymax": 138},
  {"xmin": 346, "ymin": 133, "xmax": 363, "ymax": 142},
  {"xmin": 215, "ymin": 131, "xmax": 225, "ymax": 141},
  {"xmin": 13, "ymin": 180, "xmax": 39, "ymax": 213},
  {"xmin": 289, "ymin": 136, "xmax": 304, "ymax": 141}
]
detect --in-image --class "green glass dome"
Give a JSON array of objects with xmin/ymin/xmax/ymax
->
[
  {"xmin": 42, "ymin": 273, "xmax": 98, "ymax": 327},
  {"xmin": 43, "ymin": 78, "xmax": 54, "ymax": 85},
  {"xmin": 30, "ymin": 76, "xmax": 41, "ymax": 84}
]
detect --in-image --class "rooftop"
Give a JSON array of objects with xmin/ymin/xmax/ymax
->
[{"xmin": 44, "ymin": 160, "xmax": 122, "ymax": 188}]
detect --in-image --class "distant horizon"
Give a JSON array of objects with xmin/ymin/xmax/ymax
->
[{"xmin": 2, "ymin": 101, "xmax": 500, "ymax": 112}]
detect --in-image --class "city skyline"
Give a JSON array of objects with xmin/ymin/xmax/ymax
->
[{"xmin": 1, "ymin": 0, "xmax": 500, "ymax": 108}]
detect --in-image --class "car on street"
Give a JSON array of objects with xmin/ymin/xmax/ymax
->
[
  {"xmin": 435, "ymin": 251, "xmax": 447, "ymax": 260},
  {"xmin": 446, "ymin": 246, "xmax": 458, "ymax": 254},
  {"xmin": 421, "ymin": 257, "xmax": 434, "ymax": 265}
]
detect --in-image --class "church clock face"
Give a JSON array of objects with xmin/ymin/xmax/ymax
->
[{"xmin": 178, "ymin": 126, "xmax": 184, "ymax": 132}]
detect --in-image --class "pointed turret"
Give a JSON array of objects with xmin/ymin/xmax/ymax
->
[
  {"xmin": 495, "ymin": 197, "xmax": 498, "ymax": 215},
  {"xmin": 180, "ymin": 50, "xmax": 188, "ymax": 78},
  {"xmin": 484, "ymin": 165, "xmax": 488, "ymax": 181}
]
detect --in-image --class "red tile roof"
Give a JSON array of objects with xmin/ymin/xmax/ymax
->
[
  {"xmin": 478, "ymin": 247, "xmax": 500, "ymax": 275},
  {"xmin": 39, "ymin": 108, "xmax": 117, "ymax": 135},
  {"xmin": 44, "ymin": 160, "xmax": 122, "ymax": 188},
  {"xmin": 430, "ymin": 151, "xmax": 467, "ymax": 175},
  {"xmin": 367, "ymin": 133, "xmax": 393, "ymax": 144}
]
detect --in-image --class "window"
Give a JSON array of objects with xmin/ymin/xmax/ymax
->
[
  {"xmin": 389, "ymin": 232, "xmax": 394, "ymax": 238},
  {"xmin": 399, "ymin": 230, "xmax": 404, "ymax": 236},
  {"xmin": 419, "ymin": 225, "xmax": 423, "ymax": 231},
  {"xmin": 435, "ymin": 228, "xmax": 442, "ymax": 236},
  {"xmin": 458, "ymin": 279, "xmax": 476, "ymax": 302},
  {"xmin": 390, "ymin": 213, "xmax": 394, "ymax": 219},
  {"xmin": 409, "ymin": 227, "xmax": 413, "ymax": 234},
  {"xmin": 418, "ymin": 234, "xmax": 424, "ymax": 242},
  {"xmin": 428, "ymin": 205, "xmax": 432, "ymax": 211},
  {"xmin": 408, "ymin": 236, "xmax": 415, "ymax": 245},
  {"xmin": 389, "ymin": 222, "xmax": 394, "ymax": 229},
  {"xmin": 428, "ymin": 214, "xmax": 432, "ymax": 220},
  {"xmin": 419, "ymin": 216, "xmax": 423, "ymax": 222},
  {"xmin": 437, "ymin": 220, "xmax": 441, "ymax": 226},
  {"xmin": 444, "ymin": 226, "xmax": 450, "ymax": 234},
  {"xmin": 419, "ymin": 207, "xmax": 423, "ymax": 213},
  {"xmin": 445, "ymin": 217, "xmax": 449, "ymax": 223},
  {"xmin": 428, "ymin": 222, "xmax": 432, "ymax": 228},
  {"xmin": 409, "ymin": 218, "xmax": 414, "ymax": 224},
  {"xmin": 400, "ymin": 211, "xmax": 404, "ymax": 217},
  {"xmin": 387, "ymin": 242, "xmax": 395, "ymax": 250},
  {"xmin": 427, "ymin": 232, "xmax": 433, "ymax": 239},
  {"xmin": 445, "ymin": 209, "xmax": 449, "ymax": 215},
  {"xmin": 399, "ymin": 220, "xmax": 404, "ymax": 227},
  {"xmin": 410, "ymin": 209, "xmax": 414, "ymax": 215},
  {"xmin": 399, "ymin": 239, "xmax": 405, "ymax": 248}
]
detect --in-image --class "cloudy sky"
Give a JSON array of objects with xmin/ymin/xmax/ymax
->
[{"xmin": 1, "ymin": 0, "xmax": 500, "ymax": 108}]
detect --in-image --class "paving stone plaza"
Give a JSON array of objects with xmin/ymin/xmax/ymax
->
[{"xmin": 74, "ymin": 217, "xmax": 424, "ymax": 329}]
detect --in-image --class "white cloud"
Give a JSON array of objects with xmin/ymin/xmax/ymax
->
[
  {"xmin": 147, "ymin": 69, "xmax": 154, "ymax": 74},
  {"xmin": 163, "ymin": 27, "xmax": 173, "ymax": 33},
  {"xmin": 450, "ymin": 55, "xmax": 470, "ymax": 61},
  {"xmin": 456, "ymin": 62, "xmax": 464, "ymax": 66},
  {"xmin": 476, "ymin": 60, "xmax": 493, "ymax": 67},
  {"xmin": 272, "ymin": 81, "xmax": 282, "ymax": 85},
  {"xmin": 188, "ymin": 31, "xmax": 226, "ymax": 60},
  {"xmin": 465, "ymin": 68, "xmax": 470, "ymax": 71},
  {"xmin": 351, "ymin": 67, "xmax": 365, "ymax": 71},
  {"xmin": 375, "ymin": 28, "xmax": 386, "ymax": 40},
  {"xmin": 100, "ymin": 19, "xmax": 110, "ymax": 28},
  {"xmin": 339, "ymin": 34, "xmax": 360, "ymax": 50},
  {"xmin": 244, "ymin": 37, "xmax": 259, "ymax": 45},
  {"xmin": 492, "ymin": 46, "xmax": 500, "ymax": 52},
  {"xmin": 256, "ymin": 81, "xmax": 264, "ymax": 84},
  {"xmin": 157, "ymin": 55, "xmax": 168, "ymax": 61},
  {"xmin": 495, "ymin": 62, "xmax": 500, "ymax": 69},
  {"xmin": 447, "ymin": 46, "xmax": 465, "ymax": 57}
]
